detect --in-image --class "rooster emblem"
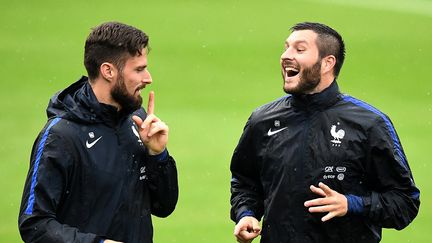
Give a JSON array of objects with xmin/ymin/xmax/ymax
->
[{"xmin": 330, "ymin": 124, "xmax": 345, "ymax": 144}]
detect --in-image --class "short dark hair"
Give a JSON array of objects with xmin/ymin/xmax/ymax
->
[
  {"xmin": 84, "ymin": 21, "xmax": 149, "ymax": 80},
  {"xmin": 291, "ymin": 22, "xmax": 345, "ymax": 77}
]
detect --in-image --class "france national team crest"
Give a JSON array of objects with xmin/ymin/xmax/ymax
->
[{"xmin": 330, "ymin": 122, "xmax": 345, "ymax": 147}]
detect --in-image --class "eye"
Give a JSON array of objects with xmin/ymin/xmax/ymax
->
[{"xmin": 297, "ymin": 49, "xmax": 305, "ymax": 53}]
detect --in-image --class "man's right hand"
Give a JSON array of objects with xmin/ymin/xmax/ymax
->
[
  {"xmin": 233, "ymin": 216, "xmax": 261, "ymax": 243},
  {"xmin": 132, "ymin": 91, "xmax": 169, "ymax": 155},
  {"xmin": 104, "ymin": 240, "xmax": 123, "ymax": 243}
]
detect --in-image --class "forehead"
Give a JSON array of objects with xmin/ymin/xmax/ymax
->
[
  {"xmin": 285, "ymin": 30, "xmax": 318, "ymax": 46},
  {"xmin": 124, "ymin": 48, "xmax": 148, "ymax": 66}
]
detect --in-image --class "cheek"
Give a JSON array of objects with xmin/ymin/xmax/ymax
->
[
  {"xmin": 122, "ymin": 79, "xmax": 137, "ymax": 94},
  {"xmin": 124, "ymin": 73, "xmax": 140, "ymax": 86}
]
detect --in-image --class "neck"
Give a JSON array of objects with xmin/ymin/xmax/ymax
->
[{"xmin": 89, "ymin": 77, "xmax": 121, "ymax": 110}]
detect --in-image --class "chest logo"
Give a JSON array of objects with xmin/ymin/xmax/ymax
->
[
  {"xmin": 139, "ymin": 166, "xmax": 147, "ymax": 181},
  {"xmin": 325, "ymin": 166, "xmax": 334, "ymax": 173},
  {"xmin": 323, "ymin": 164, "xmax": 347, "ymax": 181},
  {"xmin": 268, "ymin": 127, "xmax": 288, "ymax": 136},
  {"xmin": 330, "ymin": 122, "xmax": 345, "ymax": 146},
  {"xmin": 86, "ymin": 132, "xmax": 102, "ymax": 149}
]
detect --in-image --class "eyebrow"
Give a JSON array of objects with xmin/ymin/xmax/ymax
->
[
  {"xmin": 285, "ymin": 40, "xmax": 309, "ymax": 46},
  {"xmin": 135, "ymin": 65, "xmax": 147, "ymax": 70}
]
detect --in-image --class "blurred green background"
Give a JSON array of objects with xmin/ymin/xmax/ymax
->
[{"xmin": 1, "ymin": 0, "xmax": 431, "ymax": 242}]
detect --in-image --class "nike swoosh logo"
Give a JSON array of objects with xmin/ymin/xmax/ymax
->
[
  {"xmin": 86, "ymin": 136, "xmax": 102, "ymax": 148},
  {"xmin": 267, "ymin": 127, "xmax": 288, "ymax": 136}
]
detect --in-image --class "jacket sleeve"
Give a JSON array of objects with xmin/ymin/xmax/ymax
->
[
  {"xmin": 133, "ymin": 107, "xmax": 179, "ymax": 218},
  {"xmin": 18, "ymin": 122, "xmax": 102, "ymax": 243},
  {"xmin": 147, "ymin": 150, "xmax": 179, "ymax": 218},
  {"xmin": 359, "ymin": 115, "xmax": 420, "ymax": 230},
  {"xmin": 230, "ymin": 115, "xmax": 264, "ymax": 223}
]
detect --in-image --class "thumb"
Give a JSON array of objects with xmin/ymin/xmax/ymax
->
[
  {"xmin": 234, "ymin": 218, "xmax": 250, "ymax": 235},
  {"xmin": 132, "ymin": 115, "xmax": 143, "ymax": 127},
  {"xmin": 252, "ymin": 219, "xmax": 261, "ymax": 233},
  {"xmin": 234, "ymin": 223, "xmax": 244, "ymax": 235}
]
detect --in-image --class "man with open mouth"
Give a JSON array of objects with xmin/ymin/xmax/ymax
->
[{"xmin": 230, "ymin": 22, "xmax": 420, "ymax": 243}]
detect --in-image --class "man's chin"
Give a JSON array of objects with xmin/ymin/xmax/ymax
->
[
  {"xmin": 118, "ymin": 98, "xmax": 143, "ymax": 114},
  {"xmin": 283, "ymin": 81, "xmax": 299, "ymax": 94}
]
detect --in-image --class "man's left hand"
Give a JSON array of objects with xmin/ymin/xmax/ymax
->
[{"xmin": 304, "ymin": 182, "xmax": 348, "ymax": 222}]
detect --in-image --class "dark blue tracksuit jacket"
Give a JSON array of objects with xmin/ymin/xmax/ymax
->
[
  {"xmin": 19, "ymin": 76, "xmax": 178, "ymax": 243},
  {"xmin": 230, "ymin": 81, "xmax": 420, "ymax": 243}
]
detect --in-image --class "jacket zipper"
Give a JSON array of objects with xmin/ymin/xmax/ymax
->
[
  {"xmin": 114, "ymin": 126, "xmax": 121, "ymax": 145},
  {"xmin": 298, "ymin": 110, "xmax": 313, "ymax": 178}
]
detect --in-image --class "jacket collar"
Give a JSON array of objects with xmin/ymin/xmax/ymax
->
[
  {"xmin": 47, "ymin": 76, "xmax": 130, "ymax": 126},
  {"xmin": 79, "ymin": 78, "xmax": 129, "ymax": 126},
  {"xmin": 290, "ymin": 80, "xmax": 341, "ymax": 110}
]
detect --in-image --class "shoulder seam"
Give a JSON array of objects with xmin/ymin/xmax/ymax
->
[{"xmin": 254, "ymin": 95, "xmax": 291, "ymax": 113}]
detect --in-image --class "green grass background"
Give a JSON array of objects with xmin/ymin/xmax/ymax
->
[{"xmin": 1, "ymin": 0, "xmax": 431, "ymax": 242}]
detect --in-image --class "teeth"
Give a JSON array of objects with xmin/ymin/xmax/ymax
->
[{"xmin": 285, "ymin": 67, "xmax": 298, "ymax": 72}]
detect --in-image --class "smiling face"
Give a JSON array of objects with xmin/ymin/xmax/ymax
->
[
  {"xmin": 280, "ymin": 30, "xmax": 323, "ymax": 95},
  {"xmin": 111, "ymin": 48, "xmax": 152, "ymax": 113}
]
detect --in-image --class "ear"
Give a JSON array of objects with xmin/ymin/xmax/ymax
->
[
  {"xmin": 321, "ymin": 55, "xmax": 336, "ymax": 75},
  {"xmin": 100, "ymin": 62, "xmax": 117, "ymax": 82}
]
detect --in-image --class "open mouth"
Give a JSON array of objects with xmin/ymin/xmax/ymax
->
[
  {"xmin": 285, "ymin": 67, "xmax": 300, "ymax": 77},
  {"xmin": 135, "ymin": 85, "xmax": 145, "ymax": 95},
  {"xmin": 282, "ymin": 60, "xmax": 300, "ymax": 78}
]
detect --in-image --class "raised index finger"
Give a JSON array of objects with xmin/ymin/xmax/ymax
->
[{"xmin": 147, "ymin": 91, "xmax": 155, "ymax": 115}]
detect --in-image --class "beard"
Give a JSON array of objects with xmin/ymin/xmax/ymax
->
[
  {"xmin": 111, "ymin": 74, "xmax": 142, "ymax": 114},
  {"xmin": 283, "ymin": 59, "xmax": 322, "ymax": 95}
]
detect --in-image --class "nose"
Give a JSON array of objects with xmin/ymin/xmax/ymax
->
[
  {"xmin": 142, "ymin": 70, "xmax": 152, "ymax": 84},
  {"xmin": 281, "ymin": 47, "xmax": 294, "ymax": 61}
]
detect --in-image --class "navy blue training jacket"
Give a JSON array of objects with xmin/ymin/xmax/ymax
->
[
  {"xmin": 19, "ymin": 76, "xmax": 178, "ymax": 243},
  {"xmin": 230, "ymin": 81, "xmax": 420, "ymax": 243}
]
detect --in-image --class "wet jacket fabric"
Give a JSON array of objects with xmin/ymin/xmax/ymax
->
[
  {"xmin": 230, "ymin": 81, "xmax": 420, "ymax": 243},
  {"xmin": 19, "ymin": 76, "xmax": 178, "ymax": 243}
]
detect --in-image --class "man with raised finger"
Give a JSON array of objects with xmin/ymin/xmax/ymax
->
[
  {"xmin": 18, "ymin": 21, "xmax": 178, "ymax": 243},
  {"xmin": 230, "ymin": 22, "xmax": 420, "ymax": 242}
]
